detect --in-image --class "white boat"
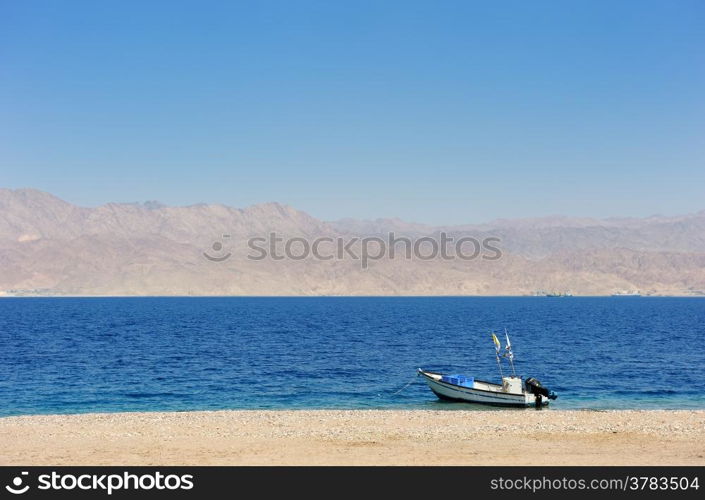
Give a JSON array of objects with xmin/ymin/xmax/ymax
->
[
  {"xmin": 417, "ymin": 369, "xmax": 556, "ymax": 408},
  {"xmin": 418, "ymin": 330, "xmax": 557, "ymax": 408}
]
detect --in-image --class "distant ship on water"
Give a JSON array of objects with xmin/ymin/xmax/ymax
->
[{"xmin": 612, "ymin": 290, "xmax": 641, "ymax": 297}]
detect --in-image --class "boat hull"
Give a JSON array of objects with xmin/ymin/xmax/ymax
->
[{"xmin": 418, "ymin": 369, "xmax": 547, "ymax": 407}]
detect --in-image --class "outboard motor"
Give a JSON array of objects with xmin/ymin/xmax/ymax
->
[{"xmin": 525, "ymin": 377, "xmax": 557, "ymax": 408}]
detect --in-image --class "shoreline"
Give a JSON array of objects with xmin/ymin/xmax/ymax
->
[
  {"xmin": 2, "ymin": 294, "xmax": 704, "ymax": 298},
  {"xmin": 2, "ymin": 406, "xmax": 705, "ymax": 419},
  {"xmin": 2, "ymin": 409, "xmax": 703, "ymax": 465}
]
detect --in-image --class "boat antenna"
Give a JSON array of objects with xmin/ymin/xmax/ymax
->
[
  {"xmin": 491, "ymin": 332, "xmax": 504, "ymax": 378},
  {"xmin": 504, "ymin": 328, "xmax": 516, "ymax": 376}
]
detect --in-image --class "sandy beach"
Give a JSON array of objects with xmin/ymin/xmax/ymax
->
[{"xmin": 1, "ymin": 409, "xmax": 704, "ymax": 465}]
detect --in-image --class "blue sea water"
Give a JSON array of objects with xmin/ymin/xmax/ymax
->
[{"xmin": 0, "ymin": 297, "xmax": 703, "ymax": 416}]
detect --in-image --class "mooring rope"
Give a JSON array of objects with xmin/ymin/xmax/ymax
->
[{"xmin": 383, "ymin": 373, "xmax": 420, "ymax": 397}]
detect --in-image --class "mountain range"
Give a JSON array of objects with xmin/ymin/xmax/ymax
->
[{"xmin": 1, "ymin": 188, "xmax": 704, "ymax": 296}]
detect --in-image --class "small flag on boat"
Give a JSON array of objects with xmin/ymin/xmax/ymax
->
[
  {"xmin": 504, "ymin": 331, "xmax": 514, "ymax": 361},
  {"xmin": 492, "ymin": 332, "xmax": 501, "ymax": 353}
]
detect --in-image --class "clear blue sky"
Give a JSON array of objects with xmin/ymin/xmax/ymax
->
[{"xmin": 1, "ymin": 0, "xmax": 703, "ymax": 224}]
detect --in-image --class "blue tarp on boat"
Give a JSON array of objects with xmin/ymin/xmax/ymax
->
[{"xmin": 441, "ymin": 374, "xmax": 474, "ymax": 388}]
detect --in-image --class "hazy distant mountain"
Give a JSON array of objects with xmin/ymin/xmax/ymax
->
[{"xmin": 1, "ymin": 188, "xmax": 704, "ymax": 296}]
